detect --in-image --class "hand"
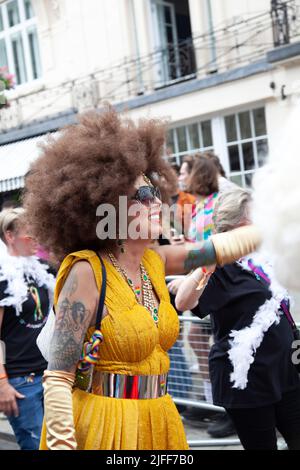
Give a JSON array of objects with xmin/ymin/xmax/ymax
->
[
  {"xmin": 168, "ymin": 278, "xmax": 183, "ymax": 295},
  {"xmin": 191, "ymin": 266, "xmax": 215, "ymax": 291},
  {"xmin": 0, "ymin": 380, "xmax": 25, "ymax": 417}
]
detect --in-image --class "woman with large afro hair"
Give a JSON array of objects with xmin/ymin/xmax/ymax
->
[{"xmin": 23, "ymin": 106, "xmax": 260, "ymax": 450}]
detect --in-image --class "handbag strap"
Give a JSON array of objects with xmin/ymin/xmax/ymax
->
[
  {"xmin": 53, "ymin": 254, "xmax": 107, "ymax": 331},
  {"xmin": 95, "ymin": 254, "xmax": 107, "ymax": 330}
]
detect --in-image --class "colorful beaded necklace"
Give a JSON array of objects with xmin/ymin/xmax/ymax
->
[{"xmin": 107, "ymin": 252, "xmax": 159, "ymax": 325}]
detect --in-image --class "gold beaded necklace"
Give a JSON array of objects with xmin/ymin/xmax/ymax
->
[{"xmin": 107, "ymin": 252, "xmax": 159, "ymax": 325}]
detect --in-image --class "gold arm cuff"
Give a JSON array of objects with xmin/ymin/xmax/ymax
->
[{"xmin": 211, "ymin": 225, "xmax": 262, "ymax": 267}]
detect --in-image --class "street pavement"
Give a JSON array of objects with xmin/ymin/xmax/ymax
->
[{"xmin": 0, "ymin": 412, "xmax": 242, "ymax": 451}]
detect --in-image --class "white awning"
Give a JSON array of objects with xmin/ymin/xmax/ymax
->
[{"xmin": 0, "ymin": 135, "xmax": 49, "ymax": 193}]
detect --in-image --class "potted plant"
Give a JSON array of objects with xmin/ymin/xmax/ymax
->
[{"xmin": 0, "ymin": 66, "xmax": 15, "ymax": 109}]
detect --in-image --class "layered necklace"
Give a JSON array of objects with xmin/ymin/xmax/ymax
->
[{"xmin": 107, "ymin": 252, "xmax": 159, "ymax": 325}]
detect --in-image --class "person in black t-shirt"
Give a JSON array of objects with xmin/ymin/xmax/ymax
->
[
  {"xmin": 0, "ymin": 208, "xmax": 55, "ymax": 450},
  {"xmin": 175, "ymin": 187, "xmax": 300, "ymax": 450}
]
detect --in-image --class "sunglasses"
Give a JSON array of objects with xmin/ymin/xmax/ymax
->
[{"xmin": 132, "ymin": 186, "xmax": 161, "ymax": 206}]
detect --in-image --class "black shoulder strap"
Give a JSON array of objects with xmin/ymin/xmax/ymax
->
[
  {"xmin": 95, "ymin": 254, "xmax": 107, "ymax": 330},
  {"xmin": 53, "ymin": 255, "xmax": 107, "ymax": 329}
]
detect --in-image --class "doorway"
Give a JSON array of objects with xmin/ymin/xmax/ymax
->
[{"xmin": 151, "ymin": 0, "xmax": 195, "ymax": 86}]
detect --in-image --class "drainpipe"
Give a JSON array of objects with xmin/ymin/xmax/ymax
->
[{"xmin": 206, "ymin": 0, "xmax": 218, "ymax": 73}]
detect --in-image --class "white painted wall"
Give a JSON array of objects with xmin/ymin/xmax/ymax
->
[{"xmin": 1, "ymin": 0, "xmax": 300, "ymax": 137}]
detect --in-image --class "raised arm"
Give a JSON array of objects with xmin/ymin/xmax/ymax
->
[
  {"xmin": 44, "ymin": 261, "xmax": 98, "ymax": 450},
  {"xmin": 155, "ymin": 225, "xmax": 261, "ymax": 276}
]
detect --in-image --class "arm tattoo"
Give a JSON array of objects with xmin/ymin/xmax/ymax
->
[
  {"xmin": 184, "ymin": 240, "xmax": 216, "ymax": 272},
  {"xmin": 48, "ymin": 296, "xmax": 92, "ymax": 372},
  {"xmin": 60, "ymin": 270, "xmax": 78, "ymax": 298}
]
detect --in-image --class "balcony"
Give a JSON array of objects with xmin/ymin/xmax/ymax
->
[{"xmin": 1, "ymin": 1, "xmax": 300, "ymax": 133}]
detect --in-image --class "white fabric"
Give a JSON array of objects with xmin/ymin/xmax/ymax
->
[
  {"xmin": 0, "ymin": 250, "xmax": 55, "ymax": 316},
  {"xmin": 36, "ymin": 308, "xmax": 56, "ymax": 361},
  {"xmin": 253, "ymin": 106, "xmax": 300, "ymax": 291},
  {"xmin": 228, "ymin": 252, "xmax": 290, "ymax": 390},
  {"xmin": 0, "ymin": 240, "xmax": 7, "ymax": 255}
]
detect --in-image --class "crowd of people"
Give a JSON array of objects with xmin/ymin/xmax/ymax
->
[{"xmin": 0, "ymin": 106, "xmax": 298, "ymax": 451}]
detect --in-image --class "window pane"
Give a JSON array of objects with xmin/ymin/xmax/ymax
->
[
  {"xmin": 176, "ymin": 127, "xmax": 187, "ymax": 153},
  {"xmin": 230, "ymin": 174, "xmax": 243, "ymax": 187},
  {"xmin": 253, "ymin": 108, "xmax": 267, "ymax": 136},
  {"xmin": 166, "ymin": 25, "xmax": 173, "ymax": 44},
  {"xmin": 256, "ymin": 139, "xmax": 269, "ymax": 167},
  {"xmin": 202, "ymin": 120, "xmax": 213, "ymax": 147},
  {"xmin": 228, "ymin": 145, "xmax": 241, "ymax": 171},
  {"xmin": 225, "ymin": 115, "xmax": 237, "ymax": 142},
  {"xmin": 245, "ymin": 173, "xmax": 253, "ymax": 188},
  {"xmin": 28, "ymin": 27, "xmax": 41, "ymax": 79},
  {"xmin": 166, "ymin": 130, "xmax": 175, "ymax": 154},
  {"xmin": 242, "ymin": 142, "xmax": 255, "ymax": 170},
  {"xmin": 24, "ymin": 0, "xmax": 34, "ymax": 19},
  {"xmin": 11, "ymin": 33, "xmax": 27, "ymax": 84},
  {"xmin": 0, "ymin": 39, "xmax": 8, "ymax": 67},
  {"xmin": 7, "ymin": 0, "xmax": 20, "ymax": 27},
  {"xmin": 188, "ymin": 123, "xmax": 200, "ymax": 149},
  {"xmin": 0, "ymin": 9, "xmax": 4, "ymax": 32},
  {"xmin": 164, "ymin": 6, "xmax": 171, "ymax": 25},
  {"xmin": 239, "ymin": 111, "xmax": 252, "ymax": 140}
]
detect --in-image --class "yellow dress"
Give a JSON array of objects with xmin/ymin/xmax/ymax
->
[{"xmin": 40, "ymin": 248, "xmax": 188, "ymax": 450}]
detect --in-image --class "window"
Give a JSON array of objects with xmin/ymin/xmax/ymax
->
[
  {"xmin": 7, "ymin": 0, "xmax": 20, "ymax": 27},
  {"xmin": 0, "ymin": 10, "xmax": 4, "ymax": 32},
  {"xmin": 0, "ymin": 0, "xmax": 41, "ymax": 85},
  {"xmin": 167, "ymin": 120, "xmax": 213, "ymax": 165},
  {"xmin": 0, "ymin": 38, "xmax": 8, "ymax": 67},
  {"xmin": 151, "ymin": 0, "xmax": 195, "ymax": 87},
  {"xmin": 24, "ymin": 0, "xmax": 34, "ymax": 19},
  {"xmin": 225, "ymin": 107, "xmax": 268, "ymax": 187}
]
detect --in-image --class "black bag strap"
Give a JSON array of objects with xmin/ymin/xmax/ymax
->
[
  {"xmin": 53, "ymin": 254, "xmax": 107, "ymax": 330},
  {"xmin": 95, "ymin": 254, "xmax": 107, "ymax": 330}
]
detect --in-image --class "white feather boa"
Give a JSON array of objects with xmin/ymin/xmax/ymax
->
[
  {"xmin": 253, "ymin": 106, "xmax": 300, "ymax": 292},
  {"xmin": 228, "ymin": 252, "xmax": 290, "ymax": 390},
  {"xmin": 0, "ymin": 249, "xmax": 55, "ymax": 316}
]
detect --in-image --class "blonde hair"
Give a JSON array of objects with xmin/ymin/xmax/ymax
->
[
  {"xmin": 214, "ymin": 187, "xmax": 252, "ymax": 233},
  {"xmin": 0, "ymin": 208, "xmax": 25, "ymax": 244}
]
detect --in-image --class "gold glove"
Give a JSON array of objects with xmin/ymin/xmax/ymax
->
[
  {"xmin": 211, "ymin": 225, "xmax": 262, "ymax": 266},
  {"xmin": 43, "ymin": 369, "xmax": 77, "ymax": 450}
]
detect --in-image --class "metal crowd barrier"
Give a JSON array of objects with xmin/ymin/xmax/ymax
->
[
  {"xmin": 168, "ymin": 314, "xmax": 241, "ymax": 448},
  {"xmin": 166, "ymin": 276, "xmax": 298, "ymax": 449}
]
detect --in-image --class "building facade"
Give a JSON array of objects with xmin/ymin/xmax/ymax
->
[{"xmin": 1, "ymin": 0, "xmax": 300, "ymax": 204}]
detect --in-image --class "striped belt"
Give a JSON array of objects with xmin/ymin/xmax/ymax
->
[{"xmin": 77, "ymin": 371, "xmax": 168, "ymax": 399}]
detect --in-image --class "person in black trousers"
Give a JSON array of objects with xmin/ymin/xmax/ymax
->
[{"xmin": 175, "ymin": 187, "xmax": 300, "ymax": 450}]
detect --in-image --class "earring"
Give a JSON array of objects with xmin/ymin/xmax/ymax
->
[{"xmin": 117, "ymin": 239, "xmax": 125, "ymax": 254}]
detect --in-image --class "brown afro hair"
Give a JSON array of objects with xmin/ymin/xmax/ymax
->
[{"xmin": 23, "ymin": 106, "xmax": 174, "ymax": 262}]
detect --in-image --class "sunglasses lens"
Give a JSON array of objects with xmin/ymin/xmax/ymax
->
[
  {"xmin": 138, "ymin": 187, "xmax": 155, "ymax": 205},
  {"xmin": 133, "ymin": 186, "xmax": 161, "ymax": 205}
]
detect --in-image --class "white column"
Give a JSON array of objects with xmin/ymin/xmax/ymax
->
[{"xmin": 188, "ymin": 0, "xmax": 210, "ymax": 77}]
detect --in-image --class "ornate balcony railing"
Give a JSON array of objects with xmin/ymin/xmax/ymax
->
[{"xmin": 1, "ymin": 1, "xmax": 300, "ymax": 132}]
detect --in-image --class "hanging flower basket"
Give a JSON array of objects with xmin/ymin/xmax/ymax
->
[{"xmin": 0, "ymin": 66, "xmax": 15, "ymax": 110}]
